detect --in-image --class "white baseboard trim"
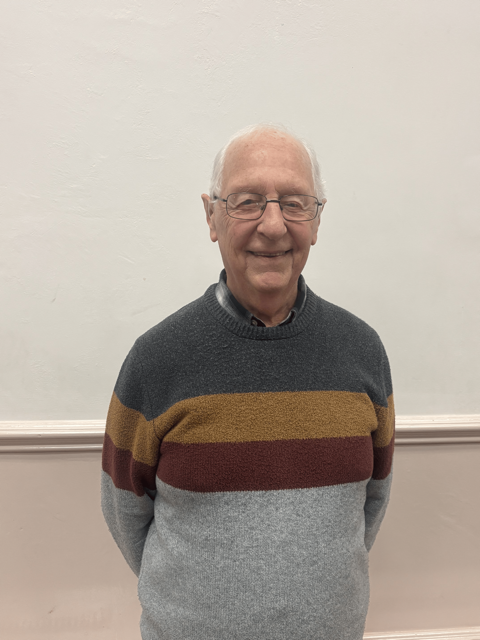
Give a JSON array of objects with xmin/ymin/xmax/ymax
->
[
  {"xmin": 0, "ymin": 415, "xmax": 479, "ymax": 452},
  {"xmin": 364, "ymin": 627, "xmax": 480, "ymax": 639}
]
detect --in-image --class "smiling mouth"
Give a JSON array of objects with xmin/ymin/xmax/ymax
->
[{"xmin": 249, "ymin": 250, "xmax": 291, "ymax": 258}]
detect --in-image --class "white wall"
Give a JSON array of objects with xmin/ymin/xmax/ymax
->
[{"xmin": 2, "ymin": 0, "xmax": 480, "ymax": 420}]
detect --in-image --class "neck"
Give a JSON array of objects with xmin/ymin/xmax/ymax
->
[{"xmin": 226, "ymin": 273, "xmax": 298, "ymax": 327}]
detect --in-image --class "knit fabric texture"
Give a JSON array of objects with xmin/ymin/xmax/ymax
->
[{"xmin": 101, "ymin": 277, "xmax": 395, "ymax": 640}]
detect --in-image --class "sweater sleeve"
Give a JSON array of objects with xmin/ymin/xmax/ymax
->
[
  {"xmin": 364, "ymin": 341, "xmax": 395, "ymax": 552},
  {"xmin": 101, "ymin": 343, "xmax": 160, "ymax": 576}
]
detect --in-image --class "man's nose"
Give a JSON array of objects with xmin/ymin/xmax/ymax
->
[
  {"xmin": 262, "ymin": 200, "xmax": 285, "ymax": 219},
  {"xmin": 258, "ymin": 201, "xmax": 288, "ymax": 231}
]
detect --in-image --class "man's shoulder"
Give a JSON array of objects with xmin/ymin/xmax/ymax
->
[
  {"xmin": 315, "ymin": 293, "xmax": 383, "ymax": 346},
  {"xmin": 134, "ymin": 291, "xmax": 209, "ymax": 352},
  {"xmin": 128, "ymin": 284, "xmax": 220, "ymax": 358}
]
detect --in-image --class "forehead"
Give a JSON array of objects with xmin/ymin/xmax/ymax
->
[{"xmin": 222, "ymin": 132, "xmax": 313, "ymax": 193}]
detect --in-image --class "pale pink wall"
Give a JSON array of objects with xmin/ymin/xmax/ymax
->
[{"xmin": 1, "ymin": 443, "xmax": 479, "ymax": 638}]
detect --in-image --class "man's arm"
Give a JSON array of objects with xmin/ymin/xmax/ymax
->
[
  {"xmin": 364, "ymin": 342, "xmax": 395, "ymax": 552},
  {"xmin": 364, "ymin": 471, "xmax": 393, "ymax": 552},
  {"xmin": 101, "ymin": 344, "xmax": 159, "ymax": 576}
]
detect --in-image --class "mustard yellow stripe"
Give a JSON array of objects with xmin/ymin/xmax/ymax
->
[
  {"xmin": 155, "ymin": 390, "xmax": 380, "ymax": 444},
  {"xmin": 105, "ymin": 392, "xmax": 159, "ymax": 467},
  {"xmin": 372, "ymin": 394, "xmax": 395, "ymax": 447}
]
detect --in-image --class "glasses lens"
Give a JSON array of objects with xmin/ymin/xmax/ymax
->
[
  {"xmin": 227, "ymin": 193, "xmax": 265, "ymax": 218},
  {"xmin": 280, "ymin": 195, "xmax": 318, "ymax": 220}
]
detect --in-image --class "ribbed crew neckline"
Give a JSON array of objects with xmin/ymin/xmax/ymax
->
[{"xmin": 202, "ymin": 281, "xmax": 319, "ymax": 340}]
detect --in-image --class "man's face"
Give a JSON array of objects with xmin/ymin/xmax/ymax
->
[{"xmin": 202, "ymin": 131, "xmax": 325, "ymax": 300}]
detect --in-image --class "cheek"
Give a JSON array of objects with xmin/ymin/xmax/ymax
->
[
  {"xmin": 228, "ymin": 225, "xmax": 253, "ymax": 250},
  {"xmin": 292, "ymin": 229, "xmax": 313, "ymax": 250}
]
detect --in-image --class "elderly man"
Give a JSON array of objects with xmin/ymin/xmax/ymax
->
[{"xmin": 101, "ymin": 124, "xmax": 395, "ymax": 640}]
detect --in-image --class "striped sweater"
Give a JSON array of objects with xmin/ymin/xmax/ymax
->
[{"xmin": 101, "ymin": 276, "xmax": 395, "ymax": 640}]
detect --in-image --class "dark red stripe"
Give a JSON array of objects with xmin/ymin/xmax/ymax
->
[
  {"xmin": 157, "ymin": 436, "xmax": 375, "ymax": 493},
  {"xmin": 102, "ymin": 432, "xmax": 157, "ymax": 496},
  {"xmin": 372, "ymin": 436, "xmax": 394, "ymax": 480}
]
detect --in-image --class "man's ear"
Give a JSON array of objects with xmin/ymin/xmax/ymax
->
[
  {"xmin": 311, "ymin": 199, "xmax": 326, "ymax": 246},
  {"xmin": 201, "ymin": 193, "xmax": 218, "ymax": 243}
]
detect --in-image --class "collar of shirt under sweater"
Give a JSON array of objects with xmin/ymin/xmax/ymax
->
[{"xmin": 215, "ymin": 268, "xmax": 307, "ymax": 327}]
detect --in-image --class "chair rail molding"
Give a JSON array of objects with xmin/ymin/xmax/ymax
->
[
  {"xmin": 0, "ymin": 415, "xmax": 479, "ymax": 452},
  {"xmin": 364, "ymin": 627, "xmax": 480, "ymax": 640},
  {"xmin": 0, "ymin": 420, "xmax": 106, "ymax": 452}
]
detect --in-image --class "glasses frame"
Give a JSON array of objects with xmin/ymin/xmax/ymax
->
[{"xmin": 212, "ymin": 192, "xmax": 323, "ymax": 221}]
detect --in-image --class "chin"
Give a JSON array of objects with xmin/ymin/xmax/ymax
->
[{"xmin": 250, "ymin": 270, "xmax": 290, "ymax": 290}]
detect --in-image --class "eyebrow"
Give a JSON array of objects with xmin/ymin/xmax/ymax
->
[{"xmin": 228, "ymin": 185, "xmax": 308, "ymax": 195}]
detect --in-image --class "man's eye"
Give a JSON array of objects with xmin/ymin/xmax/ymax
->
[{"xmin": 238, "ymin": 199, "xmax": 259, "ymax": 207}]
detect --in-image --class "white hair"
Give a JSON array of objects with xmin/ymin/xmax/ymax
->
[{"xmin": 209, "ymin": 123, "xmax": 326, "ymax": 202}]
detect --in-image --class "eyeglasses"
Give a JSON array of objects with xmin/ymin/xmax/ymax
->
[{"xmin": 212, "ymin": 192, "xmax": 322, "ymax": 221}]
